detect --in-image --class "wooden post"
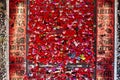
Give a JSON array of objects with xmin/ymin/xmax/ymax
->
[
  {"xmin": 9, "ymin": 0, "xmax": 27, "ymax": 79},
  {"xmin": 96, "ymin": 0, "xmax": 114, "ymax": 80}
]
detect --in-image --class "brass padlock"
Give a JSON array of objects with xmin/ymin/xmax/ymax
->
[{"xmin": 0, "ymin": 35, "xmax": 4, "ymax": 43}]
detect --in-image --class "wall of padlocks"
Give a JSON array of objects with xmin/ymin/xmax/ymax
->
[
  {"xmin": 0, "ymin": 0, "xmax": 120, "ymax": 80},
  {"xmin": 27, "ymin": 0, "xmax": 96, "ymax": 79}
]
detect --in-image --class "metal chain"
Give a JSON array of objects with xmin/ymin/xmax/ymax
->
[
  {"xmin": 117, "ymin": 1, "xmax": 120, "ymax": 79},
  {"xmin": 0, "ymin": 0, "xmax": 8, "ymax": 80}
]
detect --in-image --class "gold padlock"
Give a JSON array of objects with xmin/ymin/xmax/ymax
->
[{"xmin": 0, "ymin": 36, "xmax": 4, "ymax": 43}]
